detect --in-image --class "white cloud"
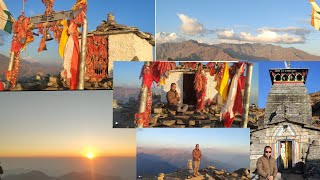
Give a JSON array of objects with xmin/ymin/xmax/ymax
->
[
  {"xmin": 156, "ymin": 32, "xmax": 185, "ymax": 44},
  {"xmin": 217, "ymin": 28, "xmax": 307, "ymax": 44},
  {"xmin": 177, "ymin": 13, "xmax": 205, "ymax": 35},
  {"xmin": 257, "ymin": 27, "xmax": 311, "ymax": 36}
]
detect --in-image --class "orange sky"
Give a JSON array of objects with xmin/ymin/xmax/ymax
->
[{"xmin": 0, "ymin": 91, "xmax": 136, "ymax": 158}]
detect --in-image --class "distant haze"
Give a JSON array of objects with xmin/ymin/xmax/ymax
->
[
  {"xmin": 136, "ymin": 128, "xmax": 250, "ymax": 177},
  {"xmin": 0, "ymin": 157, "xmax": 135, "ymax": 180}
]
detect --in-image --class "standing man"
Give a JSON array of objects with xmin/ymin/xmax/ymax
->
[
  {"xmin": 192, "ymin": 144, "xmax": 201, "ymax": 177},
  {"xmin": 257, "ymin": 146, "xmax": 278, "ymax": 180},
  {"xmin": 166, "ymin": 83, "xmax": 188, "ymax": 113}
]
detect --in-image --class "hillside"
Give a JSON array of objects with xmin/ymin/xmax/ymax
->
[
  {"xmin": 156, "ymin": 40, "xmax": 320, "ymax": 61},
  {"xmin": 113, "ymin": 86, "xmax": 140, "ymax": 103},
  {"xmin": 156, "ymin": 40, "xmax": 236, "ymax": 61}
]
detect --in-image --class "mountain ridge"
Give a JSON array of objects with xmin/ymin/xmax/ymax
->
[
  {"xmin": 0, "ymin": 53, "xmax": 61, "ymax": 81},
  {"xmin": 156, "ymin": 40, "xmax": 320, "ymax": 61},
  {"xmin": 137, "ymin": 147, "xmax": 249, "ymax": 177}
]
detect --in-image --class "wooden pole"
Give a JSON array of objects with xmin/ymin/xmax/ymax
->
[
  {"xmin": 241, "ymin": 63, "xmax": 253, "ymax": 128},
  {"xmin": 137, "ymin": 62, "xmax": 150, "ymax": 128},
  {"xmin": 78, "ymin": 16, "xmax": 88, "ymax": 90}
]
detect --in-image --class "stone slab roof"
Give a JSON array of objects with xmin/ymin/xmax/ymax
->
[{"xmin": 87, "ymin": 13, "xmax": 154, "ymax": 46}]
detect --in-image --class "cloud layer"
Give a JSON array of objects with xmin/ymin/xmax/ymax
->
[
  {"xmin": 156, "ymin": 32, "xmax": 185, "ymax": 44},
  {"xmin": 217, "ymin": 28, "xmax": 310, "ymax": 44}
]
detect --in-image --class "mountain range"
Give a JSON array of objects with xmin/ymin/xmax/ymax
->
[
  {"xmin": 113, "ymin": 86, "xmax": 163, "ymax": 103},
  {"xmin": 2, "ymin": 170, "xmax": 121, "ymax": 180},
  {"xmin": 137, "ymin": 147, "xmax": 249, "ymax": 177},
  {"xmin": 0, "ymin": 53, "xmax": 61, "ymax": 81},
  {"xmin": 156, "ymin": 40, "xmax": 320, "ymax": 61},
  {"xmin": 113, "ymin": 86, "xmax": 141, "ymax": 103}
]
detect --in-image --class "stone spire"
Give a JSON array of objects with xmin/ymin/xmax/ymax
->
[
  {"xmin": 107, "ymin": 13, "xmax": 116, "ymax": 25},
  {"xmin": 264, "ymin": 68, "xmax": 312, "ymax": 126}
]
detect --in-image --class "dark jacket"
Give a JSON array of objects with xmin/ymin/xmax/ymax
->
[
  {"xmin": 256, "ymin": 155, "xmax": 278, "ymax": 180},
  {"xmin": 166, "ymin": 89, "xmax": 180, "ymax": 106}
]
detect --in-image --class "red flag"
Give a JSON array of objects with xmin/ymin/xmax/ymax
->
[
  {"xmin": 0, "ymin": 82, "xmax": 4, "ymax": 91},
  {"xmin": 69, "ymin": 33, "xmax": 80, "ymax": 90}
]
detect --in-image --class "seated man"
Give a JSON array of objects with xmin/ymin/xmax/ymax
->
[{"xmin": 166, "ymin": 83, "xmax": 188, "ymax": 113}]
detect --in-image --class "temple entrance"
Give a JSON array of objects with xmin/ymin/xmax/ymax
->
[
  {"xmin": 183, "ymin": 74, "xmax": 197, "ymax": 105},
  {"xmin": 279, "ymin": 140, "xmax": 293, "ymax": 170}
]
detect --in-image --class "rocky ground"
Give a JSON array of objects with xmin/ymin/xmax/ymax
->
[
  {"xmin": 9, "ymin": 72, "xmax": 113, "ymax": 90},
  {"xmin": 140, "ymin": 166, "xmax": 250, "ymax": 180},
  {"xmin": 113, "ymin": 97, "xmax": 139, "ymax": 128},
  {"xmin": 113, "ymin": 95, "xmax": 260, "ymax": 128}
]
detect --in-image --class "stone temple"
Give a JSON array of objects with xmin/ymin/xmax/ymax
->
[{"xmin": 250, "ymin": 68, "xmax": 320, "ymax": 178}]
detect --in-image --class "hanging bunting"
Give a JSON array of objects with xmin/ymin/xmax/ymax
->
[{"xmin": 195, "ymin": 65, "xmax": 207, "ymax": 111}]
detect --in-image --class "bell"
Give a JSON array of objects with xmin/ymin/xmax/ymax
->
[
  {"xmin": 42, "ymin": 44, "xmax": 47, "ymax": 51},
  {"xmin": 45, "ymin": 33, "xmax": 53, "ymax": 41}
]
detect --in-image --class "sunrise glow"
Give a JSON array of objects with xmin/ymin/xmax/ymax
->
[{"xmin": 86, "ymin": 152, "xmax": 95, "ymax": 160}]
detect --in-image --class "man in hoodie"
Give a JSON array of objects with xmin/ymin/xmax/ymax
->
[
  {"xmin": 257, "ymin": 146, "xmax": 278, "ymax": 180},
  {"xmin": 192, "ymin": 144, "xmax": 201, "ymax": 177},
  {"xmin": 166, "ymin": 83, "xmax": 188, "ymax": 113}
]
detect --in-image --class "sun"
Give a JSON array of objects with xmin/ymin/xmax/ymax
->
[{"xmin": 86, "ymin": 152, "xmax": 95, "ymax": 160}]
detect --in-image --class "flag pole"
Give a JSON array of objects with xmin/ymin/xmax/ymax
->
[
  {"xmin": 22, "ymin": 0, "xmax": 24, "ymax": 12},
  {"xmin": 241, "ymin": 63, "xmax": 253, "ymax": 128}
]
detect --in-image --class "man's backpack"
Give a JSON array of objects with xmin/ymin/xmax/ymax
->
[{"xmin": 0, "ymin": 166, "xmax": 3, "ymax": 174}]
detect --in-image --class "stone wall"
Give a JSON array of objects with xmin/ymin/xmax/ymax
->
[
  {"xmin": 160, "ymin": 71, "xmax": 218, "ymax": 104},
  {"xmin": 108, "ymin": 33, "xmax": 153, "ymax": 77},
  {"xmin": 305, "ymin": 140, "xmax": 320, "ymax": 177},
  {"xmin": 250, "ymin": 122, "xmax": 320, "ymax": 174},
  {"xmin": 205, "ymin": 72, "xmax": 218, "ymax": 102},
  {"xmin": 264, "ymin": 83, "xmax": 312, "ymax": 125}
]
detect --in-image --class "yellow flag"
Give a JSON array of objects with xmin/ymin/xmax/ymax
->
[
  {"xmin": 216, "ymin": 62, "xmax": 229, "ymax": 102},
  {"xmin": 58, "ymin": 20, "xmax": 68, "ymax": 59},
  {"xmin": 159, "ymin": 76, "xmax": 166, "ymax": 86}
]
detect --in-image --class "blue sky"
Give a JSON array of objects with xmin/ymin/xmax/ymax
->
[
  {"xmin": 156, "ymin": 0, "xmax": 320, "ymax": 55},
  {"xmin": 113, "ymin": 61, "xmax": 258, "ymax": 105},
  {"xmin": 136, "ymin": 128, "xmax": 250, "ymax": 152},
  {"xmin": 258, "ymin": 61, "xmax": 320, "ymax": 108},
  {"xmin": 0, "ymin": 0, "xmax": 155, "ymax": 64}
]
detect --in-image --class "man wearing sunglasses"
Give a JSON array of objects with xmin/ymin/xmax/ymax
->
[{"xmin": 257, "ymin": 146, "xmax": 278, "ymax": 180}]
